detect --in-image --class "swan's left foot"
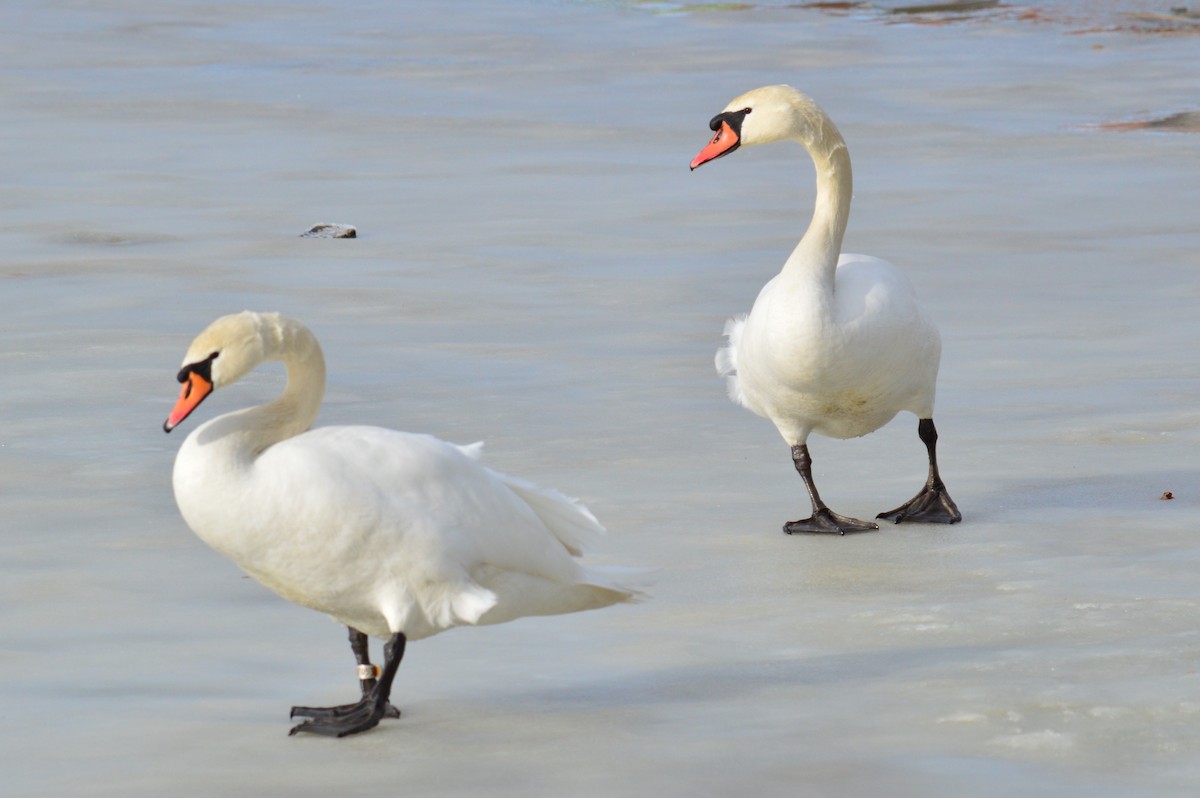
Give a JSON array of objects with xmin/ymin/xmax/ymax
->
[
  {"xmin": 288, "ymin": 694, "xmax": 395, "ymax": 737},
  {"xmin": 877, "ymin": 484, "xmax": 961, "ymax": 525},
  {"xmin": 878, "ymin": 418, "xmax": 962, "ymax": 524}
]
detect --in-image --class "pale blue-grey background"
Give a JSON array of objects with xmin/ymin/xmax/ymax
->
[{"xmin": 3, "ymin": 2, "xmax": 1198, "ymax": 795}]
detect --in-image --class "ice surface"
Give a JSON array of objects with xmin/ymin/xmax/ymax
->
[{"xmin": 2, "ymin": 1, "xmax": 1199, "ymax": 796}]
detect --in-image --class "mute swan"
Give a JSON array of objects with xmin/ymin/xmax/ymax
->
[
  {"xmin": 690, "ymin": 85, "xmax": 961, "ymax": 535},
  {"xmin": 164, "ymin": 312, "xmax": 644, "ymax": 737}
]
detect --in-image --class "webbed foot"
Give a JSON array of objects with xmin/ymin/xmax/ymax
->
[
  {"xmin": 288, "ymin": 630, "xmax": 408, "ymax": 738},
  {"xmin": 877, "ymin": 485, "xmax": 961, "ymax": 525},
  {"xmin": 290, "ymin": 701, "xmax": 401, "ymax": 720},
  {"xmin": 784, "ymin": 508, "xmax": 879, "ymax": 535},
  {"xmin": 288, "ymin": 695, "xmax": 399, "ymax": 737}
]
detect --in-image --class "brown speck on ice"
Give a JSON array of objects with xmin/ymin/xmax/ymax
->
[{"xmin": 1098, "ymin": 111, "xmax": 1200, "ymax": 133}]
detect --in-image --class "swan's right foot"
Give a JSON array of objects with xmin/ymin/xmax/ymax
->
[
  {"xmin": 290, "ymin": 701, "xmax": 401, "ymax": 720},
  {"xmin": 294, "ymin": 627, "xmax": 399, "ymax": 720},
  {"xmin": 784, "ymin": 508, "xmax": 879, "ymax": 535},
  {"xmin": 288, "ymin": 695, "xmax": 395, "ymax": 737},
  {"xmin": 785, "ymin": 444, "xmax": 878, "ymax": 535},
  {"xmin": 288, "ymin": 631, "xmax": 408, "ymax": 738}
]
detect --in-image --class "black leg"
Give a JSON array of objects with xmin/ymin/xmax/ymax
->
[
  {"xmin": 877, "ymin": 418, "xmax": 962, "ymax": 524},
  {"xmin": 783, "ymin": 444, "xmax": 879, "ymax": 535},
  {"xmin": 349, "ymin": 628, "xmax": 401, "ymax": 718},
  {"xmin": 349, "ymin": 627, "xmax": 376, "ymax": 697},
  {"xmin": 289, "ymin": 628, "xmax": 402, "ymax": 729}
]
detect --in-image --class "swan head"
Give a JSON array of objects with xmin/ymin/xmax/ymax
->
[
  {"xmin": 690, "ymin": 85, "xmax": 820, "ymax": 170},
  {"xmin": 163, "ymin": 311, "xmax": 275, "ymax": 433}
]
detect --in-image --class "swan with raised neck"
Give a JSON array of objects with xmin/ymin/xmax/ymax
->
[
  {"xmin": 164, "ymin": 311, "xmax": 646, "ymax": 736},
  {"xmin": 691, "ymin": 85, "xmax": 961, "ymax": 535}
]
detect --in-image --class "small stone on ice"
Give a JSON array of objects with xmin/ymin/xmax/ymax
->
[{"xmin": 301, "ymin": 224, "xmax": 357, "ymax": 239}]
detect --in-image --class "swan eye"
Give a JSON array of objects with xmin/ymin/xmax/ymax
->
[
  {"xmin": 742, "ymin": 107, "xmax": 752, "ymax": 114},
  {"xmin": 177, "ymin": 351, "xmax": 219, "ymax": 384}
]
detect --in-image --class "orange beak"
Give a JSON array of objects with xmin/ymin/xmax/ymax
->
[
  {"xmin": 690, "ymin": 121, "xmax": 740, "ymax": 170},
  {"xmin": 163, "ymin": 371, "xmax": 213, "ymax": 433}
]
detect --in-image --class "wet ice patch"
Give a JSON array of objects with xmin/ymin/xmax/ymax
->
[
  {"xmin": 852, "ymin": 609, "xmax": 952, "ymax": 633},
  {"xmin": 1086, "ymin": 706, "xmax": 1132, "ymax": 720},
  {"xmin": 990, "ymin": 729, "xmax": 1075, "ymax": 753},
  {"xmin": 936, "ymin": 711, "xmax": 988, "ymax": 724}
]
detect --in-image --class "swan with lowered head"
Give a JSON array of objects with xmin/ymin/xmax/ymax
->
[
  {"xmin": 164, "ymin": 311, "xmax": 645, "ymax": 737},
  {"xmin": 690, "ymin": 85, "xmax": 960, "ymax": 534}
]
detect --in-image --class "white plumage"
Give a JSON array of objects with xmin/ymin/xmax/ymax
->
[
  {"xmin": 692, "ymin": 85, "xmax": 960, "ymax": 534},
  {"xmin": 164, "ymin": 311, "xmax": 644, "ymax": 735},
  {"xmin": 717, "ymin": 253, "xmax": 941, "ymax": 444}
]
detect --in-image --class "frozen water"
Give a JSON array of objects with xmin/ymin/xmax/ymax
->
[{"xmin": 2, "ymin": 1, "xmax": 1199, "ymax": 795}]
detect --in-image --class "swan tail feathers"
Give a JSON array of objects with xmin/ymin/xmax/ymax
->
[
  {"xmin": 715, "ymin": 315, "xmax": 748, "ymax": 407},
  {"xmin": 577, "ymin": 564, "xmax": 657, "ymax": 605},
  {"xmin": 432, "ymin": 581, "xmax": 499, "ymax": 627},
  {"xmin": 456, "ymin": 441, "xmax": 485, "ymax": 461},
  {"xmin": 497, "ymin": 473, "xmax": 606, "ymax": 557}
]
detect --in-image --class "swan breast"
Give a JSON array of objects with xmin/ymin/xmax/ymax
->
[{"xmin": 718, "ymin": 255, "xmax": 940, "ymax": 442}]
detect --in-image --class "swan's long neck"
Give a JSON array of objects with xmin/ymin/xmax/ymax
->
[
  {"xmin": 781, "ymin": 109, "xmax": 852, "ymax": 292},
  {"xmin": 242, "ymin": 319, "xmax": 326, "ymax": 455},
  {"xmin": 196, "ymin": 316, "xmax": 327, "ymax": 460}
]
